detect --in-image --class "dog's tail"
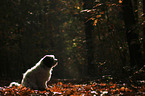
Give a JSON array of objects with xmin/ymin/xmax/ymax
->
[{"xmin": 9, "ymin": 82, "xmax": 21, "ymax": 87}]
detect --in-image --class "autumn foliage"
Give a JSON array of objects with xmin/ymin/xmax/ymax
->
[{"xmin": 0, "ymin": 79, "xmax": 145, "ymax": 96}]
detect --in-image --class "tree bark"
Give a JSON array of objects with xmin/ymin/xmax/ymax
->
[
  {"xmin": 143, "ymin": 0, "xmax": 145, "ymax": 59},
  {"xmin": 83, "ymin": 0, "xmax": 96, "ymax": 77},
  {"xmin": 133, "ymin": 0, "xmax": 138, "ymax": 22},
  {"xmin": 122, "ymin": 0, "xmax": 143, "ymax": 69}
]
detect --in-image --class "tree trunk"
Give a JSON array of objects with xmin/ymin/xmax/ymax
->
[
  {"xmin": 122, "ymin": 0, "xmax": 143, "ymax": 69},
  {"xmin": 143, "ymin": 0, "xmax": 145, "ymax": 59},
  {"xmin": 133, "ymin": 0, "xmax": 138, "ymax": 22},
  {"xmin": 83, "ymin": 0, "xmax": 96, "ymax": 77}
]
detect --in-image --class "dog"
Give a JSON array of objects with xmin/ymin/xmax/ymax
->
[{"xmin": 10, "ymin": 55, "xmax": 58, "ymax": 90}]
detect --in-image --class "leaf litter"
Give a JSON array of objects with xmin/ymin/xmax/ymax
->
[{"xmin": 0, "ymin": 78, "xmax": 145, "ymax": 96}]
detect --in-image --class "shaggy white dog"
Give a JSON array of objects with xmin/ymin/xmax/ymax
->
[
  {"xmin": 21, "ymin": 55, "xmax": 58, "ymax": 90},
  {"xmin": 10, "ymin": 55, "xmax": 58, "ymax": 90}
]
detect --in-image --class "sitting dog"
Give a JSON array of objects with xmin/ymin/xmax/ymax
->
[
  {"xmin": 10, "ymin": 55, "xmax": 58, "ymax": 90},
  {"xmin": 21, "ymin": 55, "xmax": 58, "ymax": 90}
]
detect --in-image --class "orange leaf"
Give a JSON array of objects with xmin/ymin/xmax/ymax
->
[
  {"xmin": 57, "ymin": 82, "xmax": 63, "ymax": 85},
  {"xmin": 96, "ymin": 15, "xmax": 101, "ymax": 18},
  {"xmin": 93, "ymin": 19, "xmax": 98, "ymax": 26},
  {"xmin": 119, "ymin": 0, "xmax": 122, "ymax": 3},
  {"xmin": 100, "ymin": 11, "xmax": 104, "ymax": 14}
]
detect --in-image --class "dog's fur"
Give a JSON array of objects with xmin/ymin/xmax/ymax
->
[{"xmin": 10, "ymin": 55, "xmax": 58, "ymax": 90}]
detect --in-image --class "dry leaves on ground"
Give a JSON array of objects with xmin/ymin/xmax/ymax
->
[{"xmin": 0, "ymin": 80, "xmax": 145, "ymax": 96}]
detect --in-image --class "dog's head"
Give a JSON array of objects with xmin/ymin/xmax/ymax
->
[{"xmin": 42, "ymin": 55, "xmax": 58, "ymax": 68}]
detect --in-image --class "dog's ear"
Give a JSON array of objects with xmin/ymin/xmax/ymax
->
[{"xmin": 43, "ymin": 57, "xmax": 54, "ymax": 68}]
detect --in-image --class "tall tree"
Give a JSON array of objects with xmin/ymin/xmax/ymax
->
[
  {"xmin": 83, "ymin": 0, "xmax": 96, "ymax": 77},
  {"xmin": 122, "ymin": 0, "xmax": 144, "ymax": 70},
  {"xmin": 143, "ymin": 0, "xmax": 145, "ymax": 57},
  {"xmin": 133, "ymin": 0, "xmax": 138, "ymax": 22}
]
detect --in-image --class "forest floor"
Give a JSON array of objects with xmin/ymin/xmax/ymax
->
[{"xmin": 0, "ymin": 77, "xmax": 145, "ymax": 96}]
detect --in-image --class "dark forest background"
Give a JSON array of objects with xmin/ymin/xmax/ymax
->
[{"xmin": 0, "ymin": 0, "xmax": 145, "ymax": 84}]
